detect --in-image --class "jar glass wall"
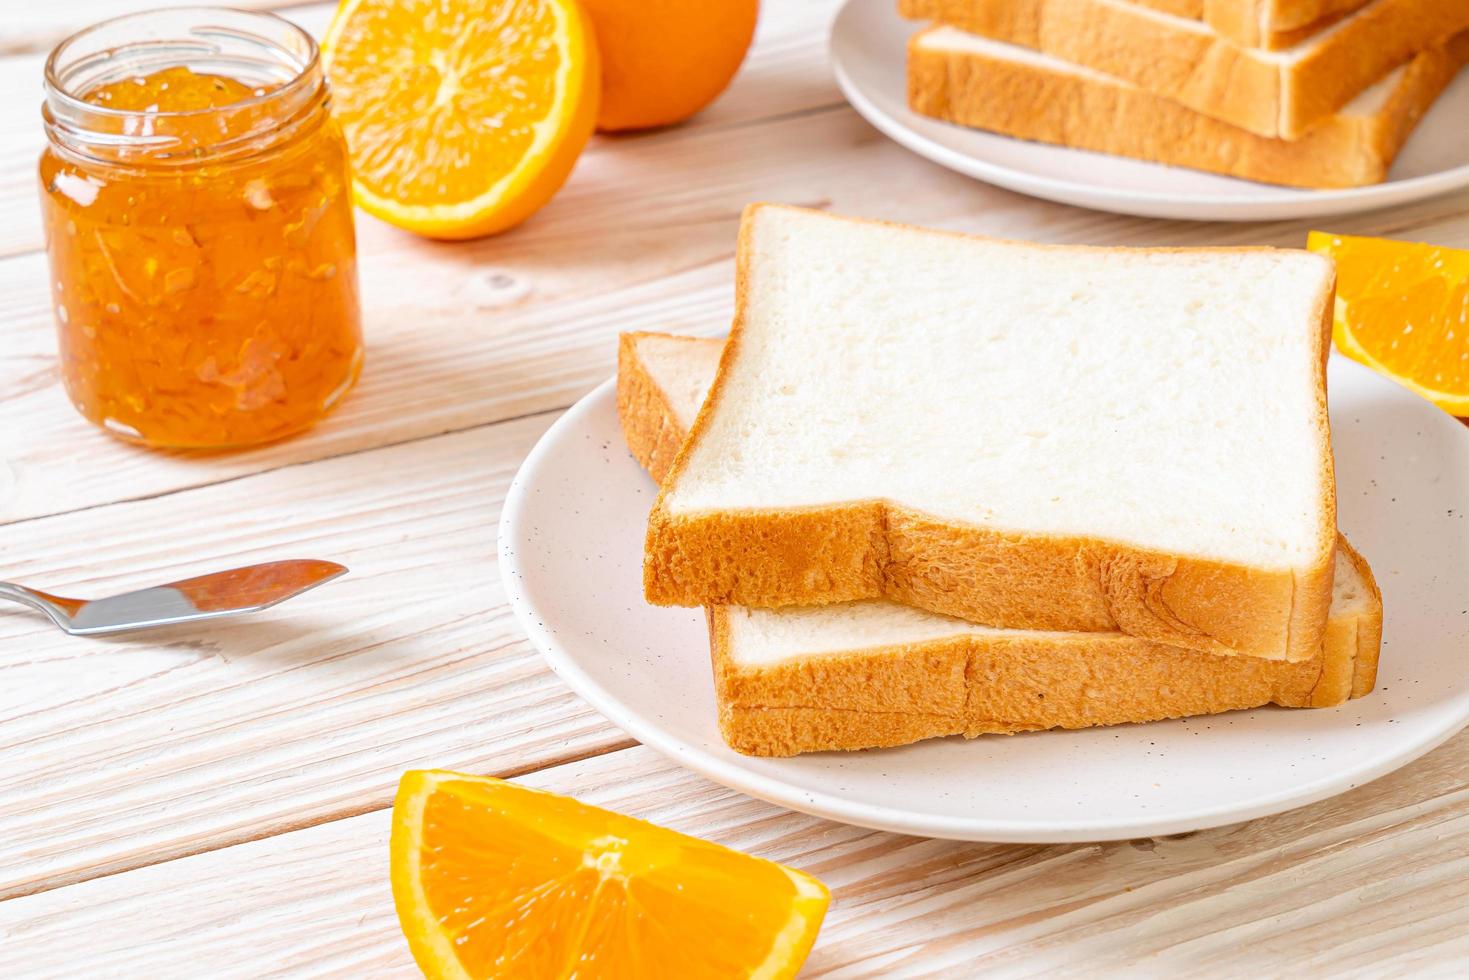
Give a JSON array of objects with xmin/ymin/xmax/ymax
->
[{"xmin": 39, "ymin": 7, "xmax": 364, "ymax": 449}]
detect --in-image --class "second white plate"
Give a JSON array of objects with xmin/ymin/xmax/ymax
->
[
  {"xmin": 829, "ymin": 0, "xmax": 1469, "ymax": 221},
  {"xmin": 500, "ymin": 357, "xmax": 1469, "ymax": 842}
]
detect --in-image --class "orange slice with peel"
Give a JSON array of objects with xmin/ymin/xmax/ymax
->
[
  {"xmin": 391, "ymin": 770, "xmax": 830, "ymax": 979},
  {"xmin": 1308, "ymin": 231, "xmax": 1469, "ymax": 415},
  {"xmin": 321, "ymin": 0, "xmax": 599, "ymax": 239}
]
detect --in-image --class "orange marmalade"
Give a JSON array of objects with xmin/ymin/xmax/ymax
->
[{"xmin": 39, "ymin": 10, "xmax": 363, "ymax": 448}]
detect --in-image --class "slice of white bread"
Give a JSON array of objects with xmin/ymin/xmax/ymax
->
[
  {"xmin": 1132, "ymin": 0, "xmax": 1373, "ymax": 50},
  {"xmin": 908, "ymin": 28, "xmax": 1469, "ymax": 189},
  {"xmin": 897, "ymin": 0, "xmax": 1469, "ymax": 138},
  {"xmin": 643, "ymin": 205, "xmax": 1337, "ymax": 662},
  {"xmin": 620, "ymin": 331, "xmax": 1382, "ymax": 756}
]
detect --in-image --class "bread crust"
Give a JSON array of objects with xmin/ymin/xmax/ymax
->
[
  {"xmin": 1210, "ymin": 0, "xmax": 1371, "ymax": 49},
  {"xmin": 1131, "ymin": 0, "xmax": 1206, "ymax": 18},
  {"xmin": 622, "ymin": 329, "xmax": 1381, "ymax": 757},
  {"xmin": 897, "ymin": 0, "xmax": 1469, "ymax": 138},
  {"xmin": 1128, "ymin": 0, "xmax": 1376, "ymax": 49},
  {"xmin": 1346, "ymin": 544, "xmax": 1384, "ymax": 699},
  {"xmin": 717, "ymin": 704, "xmax": 969, "ymax": 756},
  {"xmin": 1258, "ymin": 0, "xmax": 1371, "ymax": 34},
  {"xmin": 643, "ymin": 206, "xmax": 1338, "ymax": 662},
  {"xmin": 711, "ymin": 542, "xmax": 1377, "ymax": 756},
  {"xmin": 617, "ymin": 332, "xmax": 707, "ymax": 486},
  {"xmin": 906, "ymin": 29, "xmax": 1468, "ymax": 189}
]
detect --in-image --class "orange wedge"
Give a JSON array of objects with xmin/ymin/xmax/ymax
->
[
  {"xmin": 1308, "ymin": 231, "xmax": 1469, "ymax": 415},
  {"xmin": 321, "ymin": 0, "xmax": 599, "ymax": 239},
  {"xmin": 390, "ymin": 770, "xmax": 830, "ymax": 979}
]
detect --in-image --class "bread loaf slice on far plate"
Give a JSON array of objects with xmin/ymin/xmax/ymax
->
[
  {"xmin": 642, "ymin": 206, "xmax": 1338, "ymax": 662},
  {"xmin": 897, "ymin": 0, "xmax": 1469, "ymax": 138},
  {"xmin": 907, "ymin": 29, "xmax": 1469, "ymax": 189},
  {"xmin": 621, "ymin": 332, "xmax": 1381, "ymax": 757}
]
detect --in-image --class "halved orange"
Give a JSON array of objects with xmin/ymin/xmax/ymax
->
[
  {"xmin": 321, "ymin": 0, "xmax": 599, "ymax": 239},
  {"xmin": 390, "ymin": 770, "xmax": 830, "ymax": 979},
  {"xmin": 1308, "ymin": 231, "xmax": 1469, "ymax": 415}
]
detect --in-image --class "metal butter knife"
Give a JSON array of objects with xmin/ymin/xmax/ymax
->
[{"xmin": 0, "ymin": 559, "xmax": 347, "ymax": 636}]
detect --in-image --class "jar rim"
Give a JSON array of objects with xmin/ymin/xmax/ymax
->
[{"xmin": 43, "ymin": 6, "xmax": 321, "ymax": 122}]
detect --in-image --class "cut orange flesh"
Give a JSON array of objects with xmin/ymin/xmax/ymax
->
[
  {"xmin": 390, "ymin": 770, "xmax": 830, "ymax": 979},
  {"xmin": 321, "ymin": 0, "xmax": 599, "ymax": 239},
  {"xmin": 1308, "ymin": 231, "xmax": 1469, "ymax": 415}
]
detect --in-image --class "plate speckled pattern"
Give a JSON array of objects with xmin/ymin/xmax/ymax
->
[
  {"xmin": 829, "ymin": 0, "xmax": 1469, "ymax": 221},
  {"xmin": 500, "ymin": 357, "xmax": 1469, "ymax": 842}
]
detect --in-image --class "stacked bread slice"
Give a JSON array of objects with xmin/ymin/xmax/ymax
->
[
  {"xmin": 899, "ymin": 0, "xmax": 1469, "ymax": 187},
  {"xmin": 621, "ymin": 332, "xmax": 1381, "ymax": 756},
  {"xmin": 634, "ymin": 205, "xmax": 1383, "ymax": 757}
]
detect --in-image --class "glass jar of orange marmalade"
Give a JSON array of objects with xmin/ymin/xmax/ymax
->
[{"xmin": 39, "ymin": 8, "xmax": 363, "ymax": 448}]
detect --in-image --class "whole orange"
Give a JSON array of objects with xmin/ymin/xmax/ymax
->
[{"xmin": 580, "ymin": 0, "xmax": 759, "ymax": 131}]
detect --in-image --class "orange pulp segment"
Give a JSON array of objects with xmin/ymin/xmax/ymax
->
[
  {"xmin": 321, "ymin": 0, "xmax": 599, "ymax": 239},
  {"xmin": 1308, "ymin": 231, "xmax": 1469, "ymax": 415},
  {"xmin": 391, "ymin": 770, "xmax": 830, "ymax": 979}
]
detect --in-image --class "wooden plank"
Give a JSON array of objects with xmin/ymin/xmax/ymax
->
[
  {"xmin": 0, "ymin": 0, "xmax": 297, "ymax": 56},
  {"xmin": 4, "ymin": 739, "xmax": 1468, "ymax": 976},
  {"xmin": 0, "ymin": 415, "xmax": 634, "ymax": 901},
  {"xmin": 0, "ymin": 48, "xmax": 49, "ymax": 254}
]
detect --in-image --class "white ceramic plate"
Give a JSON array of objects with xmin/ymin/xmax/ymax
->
[
  {"xmin": 829, "ymin": 0, "xmax": 1469, "ymax": 221},
  {"xmin": 500, "ymin": 357, "xmax": 1469, "ymax": 842}
]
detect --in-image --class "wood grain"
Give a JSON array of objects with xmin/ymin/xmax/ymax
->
[
  {"xmin": 0, "ymin": 416, "xmax": 632, "ymax": 900},
  {"xmin": 4, "ymin": 741, "xmax": 1468, "ymax": 977},
  {"xmin": 0, "ymin": 0, "xmax": 303, "ymax": 56}
]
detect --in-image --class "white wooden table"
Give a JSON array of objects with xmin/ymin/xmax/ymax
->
[{"xmin": 3, "ymin": 2, "xmax": 1469, "ymax": 975}]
